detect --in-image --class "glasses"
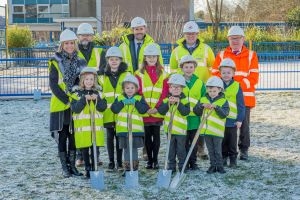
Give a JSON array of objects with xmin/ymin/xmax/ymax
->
[{"xmin": 170, "ymin": 85, "xmax": 182, "ymax": 89}]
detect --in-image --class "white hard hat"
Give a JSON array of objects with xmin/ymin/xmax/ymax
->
[
  {"xmin": 123, "ymin": 74, "xmax": 139, "ymax": 89},
  {"xmin": 206, "ymin": 76, "xmax": 224, "ymax": 90},
  {"xmin": 80, "ymin": 67, "xmax": 97, "ymax": 75},
  {"xmin": 168, "ymin": 73, "xmax": 186, "ymax": 87},
  {"xmin": 183, "ymin": 21, "xmax": 199, "ymax": 33},
  {"xmin": 227, "ymin": 26, "xmax": 245, "ymax": 37},
  {"xmin": 105, "ymin": 46, "xmax": 123, "ymax": 58},
  {"xmin": 60, "ymin": 29, "xmax": 77, "ymax": 42},
  {"xmin": 131, "ymin": 17, "xmax": 147, "ymax": 28},
  {"xmin": 179, "ymin": 55, "xmax": 197, "ymax": 66},
  {"xmin": 219, "ymin": 58, "xmax": 236, "ymax": 70},
  {"xmin": 77, "ymin": 23, "xmax": 94, "ymax": 35},
  {"xmin": 144, "ymin": 43, "xmax": 160, "ymax": 56}
]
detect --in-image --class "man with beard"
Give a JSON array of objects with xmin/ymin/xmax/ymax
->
[
  {"xmin": 77, "ymin": 23, "xmax": 106, "ymax": 73},
  {"xmin": 119, "ymin": 17, "xmax": 163, "ymax": 73},
  {"xmin": 75, "ymin": 23, "xmax": 106, "ymax": 166}
]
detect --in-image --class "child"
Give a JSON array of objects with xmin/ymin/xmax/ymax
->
[
  {"xmin": 111, "ymin": 75, "xmax": 149, "ymax": 174},
  {"xmin": 219, "ymin": 58, "xmax": 245, "ymax": 168},
  {"xmin": 98, "ymin": 46, "xmax": 131, "ymax": 171},
  {"xmin": 135, "ymin": 43, "xmax": 169, "ymax": 169},
  {"xmin": 157, "ymin": 74, "xmax": 190, "ymax": 173},
  {"xmin": 71, "ymin": 67, "xmax": 107, "ymax": 178},
  {"xmin": 180, "ymin": 55, "xmax": 206, "ymax": 170},
  {"xmin": 193, "ymin": 76, "xmax": 229, "ymax": 174}
]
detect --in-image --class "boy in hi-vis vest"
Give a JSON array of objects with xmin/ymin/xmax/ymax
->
[
  {"xmin": 111, "ymin": 75, "xmax": 149, "ymax": 175},
  {"xmin": 157, "ymin": 74, "xmax": 190, "ymax": 174},
  {"xmin": 193, "ymin": 76, "xmax": 229, "ymax": 174},
  {"xmin": 71, "ymin": 67, "xmax": 107, "ymax": 178}
]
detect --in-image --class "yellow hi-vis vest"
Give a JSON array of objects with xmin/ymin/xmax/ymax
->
[
  {"xmin": 115, "ymin": 95, "xmax": 144, "ymax": 137},
  {"xmin": 72, "ymin": 96, "xmax": 105, "ymax": 148},
  {"xmin": 224, "ymin": 81, "xmax": 239, "ymax": 120},
  {"xmin": 98, "ymin": 72, "xmax": 131, "ymax": 124},
  {"xmin": 163, "ymin": 98, "xmax": 189, "ymax": 136},
  {"xmin": 183, "ymin": 78, "xmax": 204, "ymax": 116},
  {"xmin": 200, "ymin": 97, "xmax": 227, "ymax": 137},
  {"xmin": 49, "ymin": 59, "xmax": 71, "ymax": 113},
  {"xmin": 78, "ymin": 47, "xmax": 103, "ymax": 68},
  {"xmin": 135, "ymin": 70, "xmax": 169, "ymax": 118}
]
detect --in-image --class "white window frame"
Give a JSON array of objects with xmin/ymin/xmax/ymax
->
[
  {"xmin": 37, "ymin": 4, "xmax": 50, "ymax": 13},
  {"xmin": 13, "ymin": 5, "xmax": 24, "ymax": 13},
  {"xmin": 62, "ymin": 4, "xmax": 69, "ymax": 13}
]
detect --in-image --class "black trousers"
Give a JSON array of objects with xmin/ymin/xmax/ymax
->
[
  {"xmin": 58, "ymin": 124, "xmax": 76, "ymax": 152},
  {"xmin": 106, "ymin": 127, "xmax": 122, "ymax": 164},
  {"xmin": 222, "ymin": 127, "xmax": 238, "ymax": 158},
  {"xmin": 81, "ymin": 147, "xmax": 98, "ymax": 170},
  {"xmin": 144, "ymin": 125, "xmax": 161, "ymax": 164},
  {"xmin": 238, "ymin": 107, "xmax": 251, "ymax": 152},
  {"xmin": 185, "ymin": 129, "xmax": 198, "ymax": 164}
]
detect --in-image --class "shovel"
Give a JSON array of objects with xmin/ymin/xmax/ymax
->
[
  {"xmin": 125, "ymin": 107, "xmax": 139, "ymax": 189},
  {"xmin": 89, "ymin": 99, "xmax": 106, "ymax": 191},
  {"xmin": 156, "ymin": 102, "xmax": 178, "ymax": 189},
  {"xmin": 169, "ymin": 109, "xmax": 213, "ymax": 190}
]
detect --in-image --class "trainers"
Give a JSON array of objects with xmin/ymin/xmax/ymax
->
[
  {"xmin": 240, "ymin": 151, "xmax": 248, "ymax": 160},
  {"xmin": 75, "ymin": 159, "xmax": 84, "ymax": 167},
  {"xmin": 117, "ymin": 162, "xmax": 123, "ymax": 172},
  {"xmin": 108, "ymin": 162, "xmax": 115, "ymax": 170},
  {"xmin": 206, "ymin": 166, "xmax": 217, "ymax": 174},
  {"xmin": 217, "ymin": 166, "xmax": 226, "ymax": 174},
  {"xmin": 145, "ymin": 162, "xmax": 153, "ymax": 169},
  {"xmin": 229, "ymin": 157, "xmax": 237, "ymax": 168}
]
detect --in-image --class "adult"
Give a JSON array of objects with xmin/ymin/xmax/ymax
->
[
  {"xmin": 169, "ymin": 21, "xmax": 215, "ymax": 83},
  {"xmin": 211, "ymin": 26, "xmax": 259, "ymax": 160},
  {"xmin": 77, "ymin": 23, "xmax": 106, "ymax": 73},
  {"xmin": 169, "ymin": 21, "xmax": 215, "ymax": 159},
  {"xmin": 119, "ymin": 16, "xmax": 163, "ymax": 73},
  {"xmin": 49, "ymin": 29, "xmax": 86, "ymax": 178},
  {"xmin": 76, "ymin": 23, "xmax": 106, "ymax": 166}
]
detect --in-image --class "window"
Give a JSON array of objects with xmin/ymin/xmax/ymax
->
[
  {"xmin": 38, "ymin": 5, "xmax": 49, "ymax": 13},
  {"xmin": 13, "ymin": 5, "xmax": 24, "ymax": 13},
  {"xmin": 25, "ymin": 5, "xmax": 37, "ymax": 14},
  {"xmin": 62, "ymin": 4, "xmax": 69, "ymax": 13}
]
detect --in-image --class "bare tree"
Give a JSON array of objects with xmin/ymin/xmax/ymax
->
[{"xmin": 206, "ymin": 0, "xmax": 224, "ymax": 41}]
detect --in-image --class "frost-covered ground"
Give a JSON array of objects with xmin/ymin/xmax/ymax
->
[{"xmin": 0, "ymin": 92, "xmax": 299, "ymax": 200}]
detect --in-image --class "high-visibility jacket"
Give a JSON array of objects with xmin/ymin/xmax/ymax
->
[
  {"xmin": 212, "ymin": 46, "xmax": 259, "ymax": 107},
  {"xmin": 163, "ymin": 98, "xmax": 189, "ymax": 136},
  {"xmin": 135, "ymin": 70, "xmax": 168, "ymax": 118},
  {"xmin": 119, "ymin": 34, "xmax": 164, "ymax": 73},
  {"xmin": 78, "ymin": 47, "xmax": 103, "ymax": 68},
  {"xmin": 98, "ymin": 72, "xmax": 131, "ymax": 124},
  {"xmin": 115, "ymin": 95, "xmax": 144, "ymax": 137},
  {"xmin": 183, "ymin": 77, "xmax": 205, "ymax": 117},
  {"xmin": 200, "ymin": 97, "xmax": 227, "ymax": 138},
  {"xmin": 224, "ymin": 81, "xmax": 239, "ymax": 120},
  {"xmin": 48, "ymin": 59, "xmax": 70, "ymax": 113},
  {"xmin": 169, "ymin": 37, "xmax": 215, "ymax": 83},
  {"xmin": 72, "ymin": 96, "xmax": 105, "ymax": 148}
]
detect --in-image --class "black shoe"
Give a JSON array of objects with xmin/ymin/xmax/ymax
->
[
  {"xmin": 217, "ymin": 166, "xmax": 226, "ymax": 174},
  {"xmin": 117, "ymin": 162, "xmax": 123, "ymax": 172},
  {"xmin": 85, "ymin": 170, "xmax": 90, "ymax": 179},
  {"xmin": 189, "ymin": 163, "xmax": 199, "ymax": 170},
  {"xmin": 229, "ymin": 156, "xmax": 237, "ymax": 168},
  {"xmin": 240, "ymin": 151, "xmax": 248, "ymax": 160},
  {"xmin": 153, "ymin": 162, "xmax": 159, "ymax": 170},
  {"xmin": 206, "ymin": 166, "xmax": 217, "ymax": 174},
  {"xmin": 108, "ymin": 162, "xmax": 115, "ymax": 170},
  {"xmin": 223, "ymin": 157, "xmax": 228, "ymax": 167},
  {"xmin": 145, "ymin": 162, "xmax": 153, "ymax": 169}
]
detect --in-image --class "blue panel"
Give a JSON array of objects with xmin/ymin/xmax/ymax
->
[
  {"xmin": 25, "ymin": 0, "xmax": 37, "ymax": 5},
  {"xmin": 50, "ymin": 0, "xmax": 62, "ymax": 4},
  {"xmin": 25, "ymin": 17, "xmax": 37, "ymax": 23},
  {"xmin": 13, "ymin": 18, "xmax": 25, "ymax": 23},
  {"xmin": 12, "ymin": 0, "xmax": 25, "ymax": 4},
  {"xmin": 37, "ymin": 0, "xmax": 50, "ymax": 4},
  {"xmin": 38, "ymin": 18, "xmax": 51, "ymax": 23},
  {"xmin": 62, "ymin": 0, "xmax": 68, "ymax": 4}
]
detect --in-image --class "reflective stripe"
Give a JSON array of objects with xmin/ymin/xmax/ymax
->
[
  {"xmin": 249, "ymin": 50, "xmax": 253, "ymax": 67},
  {"xmin": 117, "ymin": 121, "xmax": 144, "ymax": 131},
  {"xmin": 219, "ymin": 51, "xmax": 224, "ymax": 60},
  {"xmin": 243, "ymin": 92, "xmax": 255, "ymax": 96},
  {"xmin": 206, "ymin": 125, "xmax": 224, "ymax": 136},
  {"xmin": 145, "ymin": 98, "xmax": 158, "ymax": 104},
  {"xmin": 58, "ymin": 78, "xmax": 64, "ymax": 84},
  {"xmin": 209, "ymin": 116, "xmax": 225, "ymax": 127},
  {"xmin": 243, "ymin": 78, "xmax": 251, "ymax": 89},
  {"xmin": 75, "ymin": 126, "xmax": 103, "ymax": 132},
  {"xmin": 173, "ymin": 115, "xmax": 186, "ymax": 124},
  {"xmin": 228, "ymin": 101, "xmax": 236, "ymax": 108},
  {"xmin": 73, "ymin": 114, "xmax": 90, "ymax": 120},
  {"xmin": 119, "ymin": 112, "xmax": 141, "ymax": 121},
  {"xmin": 196, "ymin": 62, "xmax": 205, "ymax": 66},
  {"xmin": 171, "ymin": 125, "xmax": 186, "ymax": 135},
  {"xmin": 189, "ymin": 97, "xmax": 198, "ymax": 105},
  {"xmin": 249, "ymin": 69, "xmax": 259, "ymax": 73},
  {"xmin": 107, "ymin": 103, "xmax": 112, "ymax": 108},
  {"xmin": 211, "ymin": 69, "xmax": 219, "ymax": 73},
  {"xmin": 228, "ymin": 111, "xmax": 236, "ymax": 118},
  {"xmin": 95, "ymin": 48, "xmax": 100, "ymax": 68},
  {"xmin": 235, "ymin": 71, "xmax": 248, "ymax": 77},
  {"xmin": 105, "ymin": 92, "xmax": 115, "ymax": 97},
  {"xmin": 144, "ymin": 86, "xmax": 162, "ymax": 93}
]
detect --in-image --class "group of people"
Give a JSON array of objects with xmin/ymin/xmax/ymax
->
[{"xmin": 49, "ymin": 16, "xmax": 259, "ymax": 179}]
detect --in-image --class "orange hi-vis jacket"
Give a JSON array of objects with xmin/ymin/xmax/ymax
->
[{"xmin": 212, "ymin": 45, "xmax": 259, "ymax": 108}]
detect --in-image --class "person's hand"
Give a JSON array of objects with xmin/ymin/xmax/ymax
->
[
  {"xmin": 90, "ymin": 94, "xmax": 98, "ymax": 100},
  {"xmin": 236, "ymin": 121, "xmax": 242, "ymax": 129},
  {"xmin": 147, "ymin": 108, "xmax": 158, "ymax": 115},
  {"xmin": 169, "ymin": 96, "xmax": 179, "ymax": 104},
  {"xmin": 85, "ymin": 95, "xmax": 92, "ymax": 100},
  {"xmin": 203, "ymin": 103, "xmax": 214, "ymax": 109}
]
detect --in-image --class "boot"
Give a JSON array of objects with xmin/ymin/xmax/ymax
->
[
  {"xmin": 229, "ymin": 156, "xmax": 237, "ymax": 168},
  {"xmin": 223, "ymin": 157, "xmax": 228, "ymax": 167},
  {"xmin": 85, "ymin": 166, "xmax": 91, "ymax": 179},
  {"xmin": 59, "ymin": 152, "xmax": 71, "ymax": 178},
  {"xmin": 69, "ymin": 151, "xmax": 83, "ymax": 176},
  {"xmin": 217, "ymin": 166, "xmax": 226, "ymax": 174},
  {"xmin": 240, "ymin": 151, "xmax": 248, "ymax": 160},
  {"xmin": 122, "ymin": 161, "xmax": 130, "ymax": 177},
  {"xmin": 133, "ymin": 160, "xmax": 139, "ymax": 171},
  {"xmin": 117, "ymin": 161, "xmax": 123, "ymax": 172},
  {"xmin": 206, "ymin": 166, "xmax": 217, "ymax": 174}
]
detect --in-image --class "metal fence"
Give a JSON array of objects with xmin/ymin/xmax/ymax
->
[{"xmin": 0, "ymin": 42, "xmax": 300, "ymax": 98}]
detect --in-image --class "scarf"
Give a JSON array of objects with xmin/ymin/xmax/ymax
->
[{"xmin": 61, "ymin": 50, "xmax": 79, "ymax": 92}]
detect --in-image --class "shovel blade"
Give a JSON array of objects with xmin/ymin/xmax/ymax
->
[
  {"xmin": 90, "ymin": 170, "xmax": 105, "ymax": 191},
  {"xmin": 125, "ymin": 170, "xmax": 139, "ymax": 189},
  {"xmin": 169, "ymin": 172, "xmax": 186, "ymax": 190},
  {"xmin": 156, "ymin": 169, "xmax": 172, "ymax": 189}
]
